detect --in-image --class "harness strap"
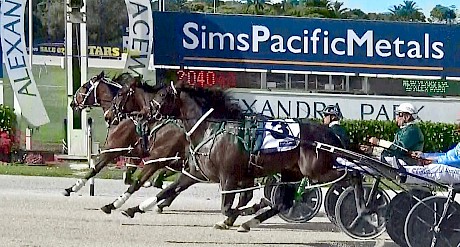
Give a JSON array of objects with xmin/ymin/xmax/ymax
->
[{"xmin": 187, "ymin": 122, "xmax": 226, "ymax": 172}]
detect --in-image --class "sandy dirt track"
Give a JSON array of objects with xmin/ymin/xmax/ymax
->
[{"xmin": 0, "ymin": 175, "xmax": 397, "ymax": 247}]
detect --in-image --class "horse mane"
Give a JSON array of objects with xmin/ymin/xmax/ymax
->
[
  {"xmin": 110, "ymin": 73, "xmax": 162, "ymax": 93},
  {"xmin": 137, "ymin": 81, "xmax": 164, "ymax": 93},
  {"xmin": 111, "ymin": 72, "xmax": 134, "ymax": 85},
  {"xmin": 179, "ymin": 86, "xmax": 244, "ymax": 120}
]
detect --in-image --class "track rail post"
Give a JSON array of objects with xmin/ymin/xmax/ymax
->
[{"xmin": 87, "ymin": 117, "xmax": 95, "ymax": 196}]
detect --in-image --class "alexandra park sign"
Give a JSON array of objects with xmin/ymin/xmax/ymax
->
[{"xmin": 154, "ymin": 12, "xmax": 460, "ymax": 77}]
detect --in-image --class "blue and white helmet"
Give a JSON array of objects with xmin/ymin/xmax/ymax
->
[{"xmin": 322, "ymin": 105, "xmax": 343, "ymax": 119}]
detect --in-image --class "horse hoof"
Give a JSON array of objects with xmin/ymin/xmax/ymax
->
[
  {"xmin": 62, "ymin": 188, "xmax": 72, "ymax": 197},
  {"xmin": 237, "ymin": 224, "xmax": 250, "ymax": 232},
  {"xmin": 100, "ymin": 204, "xmax": 115, "ymax": 214},
  {"xmin": 155, "ymin": 206, "xmax": 163, "ymax": 214},
  {"xmin": 121, "ymin": 209, "xmax": 135, "ymax": 218},
  {"xmin": 238, "ymin": 219, "xmax": 260, "ymax": 232},
  {"xmin": 214, "ymin": 221, "xmax": 230, "ymax": 230}
]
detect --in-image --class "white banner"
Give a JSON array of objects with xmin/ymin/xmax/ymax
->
[
  {"xmin": 230, "ymin": 89, "xmax": 460, "ymax": 124},
  {"xmin": 1, "ymin": 0, "xmax": 49, "ymax": 127},
  {"xmin": 124, "ymin": 0, "xmax": 153, "ymax": 77}
]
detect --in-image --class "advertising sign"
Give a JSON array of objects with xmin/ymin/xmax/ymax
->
[
  {"xmin": 1, "ymin": 0, "xmax": 49, "ymax": 127},
  {"xmin": 124, "ymin": 0, "xmax": 153, "ymax": 77},
  {"xmin": 153, "ymin": 11, "xmax": 460, "ymax": 77},
  {"xmin": 230, "ymin": 90, "xmax": 460, "ymax": 123},
  {"xmin": 401, "ymin": 79, "xmax": 460, "ymax": 96},
  {"xmin": 34, "ymin": 43, "xmax": 122, "ymax": 59}
]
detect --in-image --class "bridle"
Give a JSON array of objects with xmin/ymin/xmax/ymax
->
[
  {"xmin": 107, "ymin": 81, "xmax": 179, "ymax": 125},
  {"xmin": 72, "ymin": 75, "xmax": 122, "ymax": 110},
  {"xmin": 110, "ymin": 86, "xmax": 135, "ymax": 123},
  {"xmin": 149, "ymin": 81, "xmax": 178, "ymax": 121}
]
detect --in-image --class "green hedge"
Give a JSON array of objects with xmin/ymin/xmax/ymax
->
[{"xmin": 341, "ymin": 119, "xmax": 460, "ymax": 153}]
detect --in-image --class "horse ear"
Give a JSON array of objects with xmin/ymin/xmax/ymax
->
[
  {"xmin": 175, "ymin": 79, "xmax": 186, "ymax": 90},
  {"xmin": 98, "ymin": 71, "xmax": 105, "ymax": 79}
]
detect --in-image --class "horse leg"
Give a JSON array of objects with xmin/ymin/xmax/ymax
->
[
  {"xmin": 214, "ymin": 179, "xmax": 239, "ymax": 230},
  {"xmin": 218, "ymin": 177, "xmax": 261, "ymax": 227},
  {"xmin": 153, "ymin": 169, "xmax": 177, "ymax": 189},
  {"xmin": 100, "ymin": 163, "xmax": 158, "ymax": 214},
  {"xmin": 123, "ymin": 158, "xmax": 139, "ymax": 185},
  {"xmin": 238, "ymin": 208, "xmax": 280, "ymax": 232},
  {"xmin": 63, "ymin": 152, "xmax": 119, "ymax": 196},
  {"xmin": 155, "ymin": 173, "xmax": 196, "ymax": 212},
  {"xmin": 122, "ymin": 173, "xmax": 198, "ymax": 218},
  {"xmin": 219, "ymin": 190, "xmax": 254, "ymax": 228},
  {"xmin": 238, "ymin": 178, "xmax": 297, "ymax": 232},
  {"xmin": 152, "ymin": 168, "xmax": 167, "ymax": 188},
  {"xmin": 238, "ymin": 196, "xmax": 272, "ymax": 216}
]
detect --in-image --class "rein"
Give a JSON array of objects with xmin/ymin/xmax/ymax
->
[{"xmin": 73, "ymin": 76, "xmax": 122, "ymax": 109}]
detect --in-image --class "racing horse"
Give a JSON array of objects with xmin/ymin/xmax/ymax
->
[
  {"xmin": 62, "ymin": 77, "xmax": 164, "ymax": 196},
  {"xmin": 99, "ymin": 83, "xmax": 260, "ymax": 226},
  {"xmin": 116, "ymin": 82, "xmax": 344, "ymax": 231},
  {"xmin": 69, "ymin": 71, "xmax": 171, "ymax": 186},
  {"xmin": 70, "ymin": 71, "xmax": 136, "ymax": 124}
]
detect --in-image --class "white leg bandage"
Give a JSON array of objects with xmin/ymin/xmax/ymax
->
[
  {"xmin": 113, "ymin": 192, "xmax": 131, "ymax": 208},
  {"xmin": 71, "ymin": 178, "xmax": 87, "ymax": 192},
  {"xmin": 139, "ymin": 197, "xmax": 158, "ymax": 212}
]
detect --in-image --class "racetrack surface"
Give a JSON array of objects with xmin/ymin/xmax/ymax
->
[{"xmin": 0, "ymin": 175, "xmax": 397, "ymax": 247}]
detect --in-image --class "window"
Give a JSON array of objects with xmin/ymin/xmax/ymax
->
[{"xmin": 266, "ymin": 72, "xmax": 287, "ymax": 90}]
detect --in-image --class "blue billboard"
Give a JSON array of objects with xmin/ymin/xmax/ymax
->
[{"xmin": 153, "ymin": 11, "xmax": 460, "ymax": 77}]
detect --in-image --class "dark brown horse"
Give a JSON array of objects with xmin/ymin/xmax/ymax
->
[
  {"xmin": 70, "ymin": 71, "xmax": 138, "ymax": 124},
  {"xmin": 62, "ymin": 78, "xmax": 165, "ymax": 196},
  {"xmin": 69, "ymin": 71, "xmax": 168, "ymax": 186},
  {"xmin": 98, "ymin": 83, "xmax": 258, "ymax": 222},
  {"xmin": 116, "ymin": 83, "xmax": 343, "ymax": 231}
]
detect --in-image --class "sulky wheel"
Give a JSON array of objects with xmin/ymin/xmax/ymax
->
[
  {"xmin": 263, "ymin": 175, "xmax": 280, "ymax": 200},
  {"xmin": 324, "ymin": 183, "xmax": 349, "ymax": 225},
  {"xmin": 404, "ymin": 195, "xmax": 460, "ymax": 247},
  {"xmin": 271, "ymin": 183, "xmax": 323, "ymax": 223},
  {"xmin": 385, "ymin": 189, "xmax": 432, "ymax": 247},
  {"xmin": 335, "ymin": 186, "xmax": 390, "ymax": 240}
]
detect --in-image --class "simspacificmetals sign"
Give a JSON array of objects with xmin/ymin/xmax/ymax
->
[
  {"xmin": 1, "ymin": 0, "xmax": 49, "ymax": 127},
  {"xmin": 153, "ymin": 12, "xmax": 460, "ymax": 77},
  {"xmin": 124, "ymin": 0, "xmax": 153, "ymax": 77}
]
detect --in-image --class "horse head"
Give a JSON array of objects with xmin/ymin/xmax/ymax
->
[
  {"xmin": 149, "ymin": 80, "xmax": 183, "ymax": 118},
  {"xmin": 70, "ymin": 71, "xmax": 122, "ymax": 112},
  {"xmin": 106, "ymin": 76, "xmax": 165, "ymax": 125}
]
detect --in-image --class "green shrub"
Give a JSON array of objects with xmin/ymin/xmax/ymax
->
[
  {"xmin": 0, "ymin": 104, "xmax": 17, "ymax": 161},
  {"xmin": 0, "ymin": 104, "xmax": 16, "ymax": 134},
  {"xmin": 341, "ymin": 119, "xmax": 460, "ymax": 153}
]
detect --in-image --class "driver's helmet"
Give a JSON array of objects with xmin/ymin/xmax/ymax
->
[
  {"xmin": 322, "ymin": 105, "xmax": 343, "ymax": 119},
  {"xmin": 396, "ymin": 103, "xmax": 418, "ymax": 117}
]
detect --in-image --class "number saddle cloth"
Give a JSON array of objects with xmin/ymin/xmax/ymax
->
[{"xmin": 248, "ymin": 119, "xmax": 300, "ymax": 154}]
